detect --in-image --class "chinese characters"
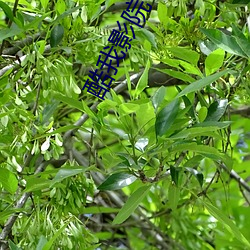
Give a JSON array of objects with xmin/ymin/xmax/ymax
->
[{"xmin": 81, "ymin": 0, "xmax": 152, "ymax": 100}]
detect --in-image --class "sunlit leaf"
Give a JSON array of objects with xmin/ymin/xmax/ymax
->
[
  {"xmin": 98, "ymin": 172, "xmax": 137, "ymax": 191},
  {"xmin": 0, "ymin": 168, "xmax": 18, "ymax": 194}
]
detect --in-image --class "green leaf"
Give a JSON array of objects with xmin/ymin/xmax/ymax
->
[
  {"xmin": 0, "ymin": 1, "xmax": 14, "ymax": 21},
  {"xmin": 156, "ymin": 68, "xmax": 195, "ymax": 83},
  {"xmin": 205, "ymin": 49, "xmax": 225, "ymax": 75},
  {"xmin": 155, "ymin": 99, "xmax": 179, "ymax": 137},
  {"xmin": 134, "ymin": 59, "xmax": 150, "ymax": 98},
  {"xmin": 158, "ymin": 2, "xmax": 168, "ymax": 23},
  {"xmin": 205, "ymin": 99, "xmax": 228, "ymax": 122},
  {"xmin": 168, "ymin": 47, "xmax": 200, "ymax": 65},
  {"xmin": 119, "ymin": 103, "xmax": 140, "ymax": 115},
  {"xmin": 135, "ymin": 29, "xmax": 157, "ymax": 49},
  {"xmin": 80, "ymin": 206, "xmax": 120, "ymax": 214},
  {"xmin": 112, "ymin": 185, "xmax": 151, "ymax": 224},
  {"xmin": 194, "ymin": 121, "xmax": 231, "ymax": 129},
  {"xmin": 24, "ymin": 177, "xmax": 51, "ymax": 192},
  {"xmin": 0, "ymin": 209, "xmax": 24, "ymax": 223},
  {"xmin": 9, "ymin": 241, "xmax": 22, "ymax": 250},
  {"xmin": 176, "ymin": 69, "xmax": 231, "ymax": 98},
  {"xmin": 168, "ymin": 182, "xmax": 180, "ymax": 210},
  {"xmin": 0, "ymin": 168, "xmax": 18, "ymax": 194},
  {"xmin": 198, "ymin": 106, "xmax": 208, "ymax": 122},
  {"xmin": 36, "ymin": 236, "xmax": 48, "ymax": 250},
  {"xmin": 40, "ymin": 0, "xmax": 49, "ymax": 9},
  {"xmin": 50, "ymin": 24, "xmax": 64, "ymax": 47},
  {"xmin": 200, "ymin": 28, "xmax": 247, "ymax": 58},
  {"xmin": 0, "ymin": 25, "xmax": 23, "ymax": 42},
  {"xmin": 51, "ymin": 166, "xmax": 86, "ymax": 186},
  {"xmin": 203, "ymin": 201, "xmax": 250, "ymax": 248},
  {"xmin": 232, "ymin": 0, "xmax": 250, "ymax": 4},
  {"xmin": 98, "ymin": 172, "xmax": 137, "ymax": 191},
  {"xmin": 53, "ymin": 92, "xmax": 85, "ymax": 112},
  {"xmin": 185, "ymin": 167, "xmax": 204, "ymax": 187},
  {"xmin": 170, "ymin": 126, "xmax": 220, "ymax": 139},
  {"xmin": 151, "ymin": 86, "xmax": 166, "ymax": 111},
  {"xmin": 170, "ymin": 166, "xmax": 180, "ymax": 186},
  {"xmin": 42, "ymin": 223, "xmax": 69, "ymax": 250}
]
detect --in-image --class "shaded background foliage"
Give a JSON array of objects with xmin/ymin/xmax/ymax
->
[{"xmin": 0, "ymin": 0, "xmax": 250, "ymax": 249}]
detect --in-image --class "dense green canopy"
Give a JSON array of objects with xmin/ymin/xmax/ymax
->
[{"xmin": 0, "ymin": 0, "xmax": 250, "ymax": 249}]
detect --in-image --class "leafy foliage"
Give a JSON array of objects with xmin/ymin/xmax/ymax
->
[{"xmin": 1, "ymin": 0, "xmax": 250, "ymax": 249}]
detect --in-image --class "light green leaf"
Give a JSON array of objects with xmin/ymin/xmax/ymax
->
[
  {"xmin": 50, "ymin": 166, "xmax": 85, "ymax": 186},
  {"xmin": 203, "ymin": 201, "xmax": 250, "ymax": 248},
  {"xmin": 170, "ymin": 126, "xmax": 220, "ymax": 139},
  {"xmin": 168, "ymin": 182, "xmax": 180, "ymax": 210},
  {"xmin": 42, "ymin": 223, "xmax": 69, "ymax": 250},
  {"xmin": 112, "ymin": 185, "xmax": 151, "ymax": 224},
  {"xmin": 8, "ymin": 241, "xmax": 21, "ymax": 250},
  {"xmin": 53, "ymin": 92, "xmax": 85, "ymax": 112},
  {"xmin": 0, "ymin": 168, "xmax": 18, "ymax": 194},
  {"xmin": 151, "ymin": 86, "xmax": 166, "ymax": 111},
  {"xmin": 176, "ymin": 69, "xmax": 231, "ymax": 98},
  {"xmin": 158, "ymin": 2, "xmax": 168, "ymax": 23},
  {"xmin": 119, "ymin": 103, "xmax": 140, "ymax": 115},
  {"xmin": 36, "ymin": 236, "xmax": 48, "ymax": 250},
  {"xmin": 134, "ymin": 59, "xmax": 150, "ymax": 98},
  {"xmin": 205, "ymin": 49, "xmax": 225, "ymax": 75},
  {"xmin": 24, "ymin": 177, "xmax": 51, "ymax": 192},
  {"xmin": 80, "ymin": 206, "xmax": 120, "ymax": 214},
  {"xmin": 168, "ymin": 47, "xmax": 200, "ymax": 65},
  {"xmin": 156, "ymin": 68, "xmax": 195, "ymax": 83}
]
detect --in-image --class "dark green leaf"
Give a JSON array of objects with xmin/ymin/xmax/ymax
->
[
  {"xmin": 170, "ymin": 166, "xmax": 181, "ymax": 186},
  {"xmin": 0, "ymin": 168, "xmax": 18, "ymax": 194},
  {"xmin": 205, "ymin": 99, "xmax": 228, "ymax": 122},
  {"xmin": 155, "ymin": 99, "xmax": 179, "ymax": 137},
  {"xmin": 50, "ymin": 24, "xmax": 64, "ymax": 47},
  {"xmin": 232, "ymin": 0, "xmax": 250, "ymax": 4},
  {"xmin": 98, "ymin": 172, "xmax": 137, "ymax": 191},
  {"xmin": 185, "ymin": 167, "xmax": 204, "ymax": 187},
  {"xmin": 200, "ymin": 28, "xmax": 247, "ymax": 58}
]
